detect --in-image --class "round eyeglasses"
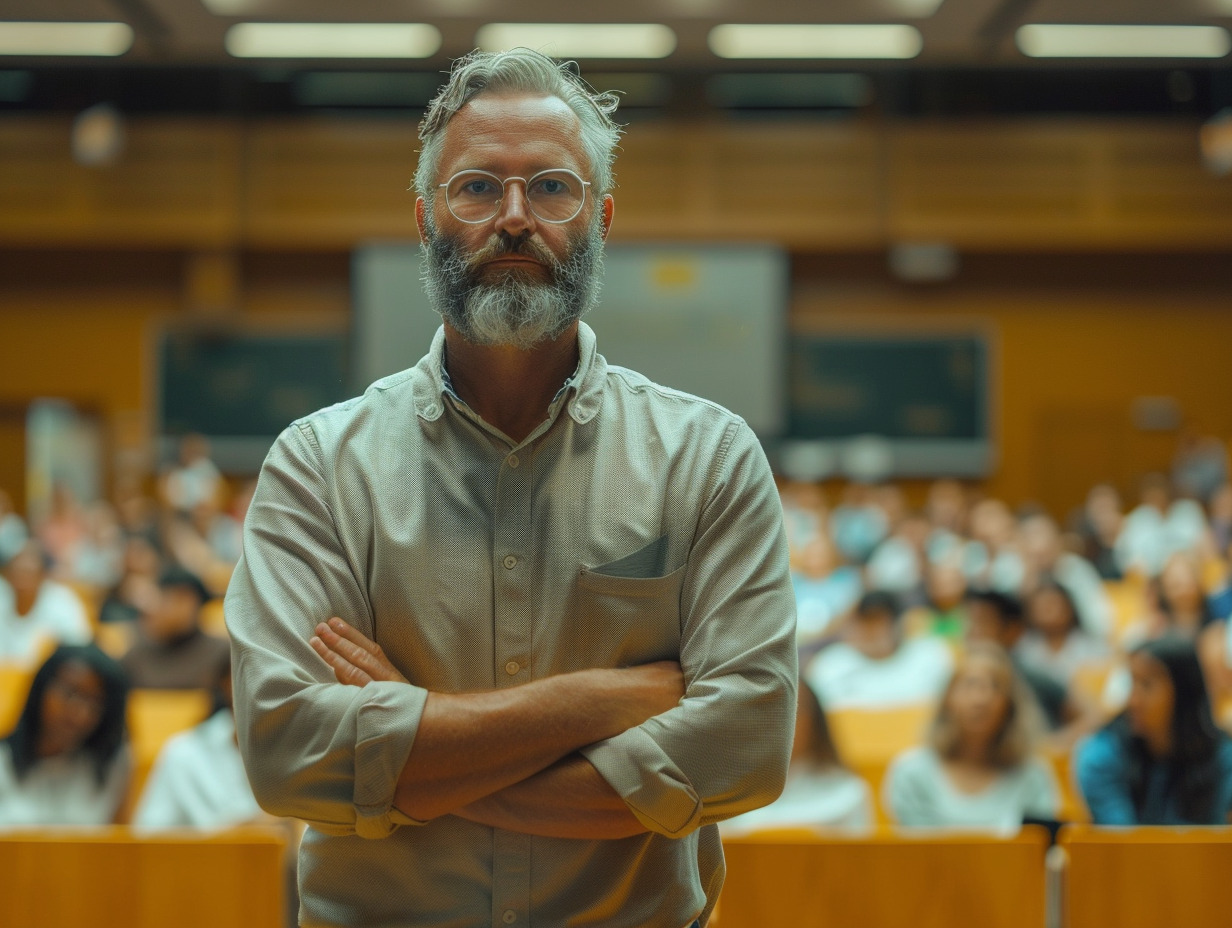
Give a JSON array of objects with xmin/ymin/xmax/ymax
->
[{"xmin": 439, "ymin": 168, "xmax": 590, "ymax": 225}]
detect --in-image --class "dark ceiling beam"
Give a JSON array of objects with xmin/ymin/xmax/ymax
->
[{"xmin": 977, "ymin": 0, "xmax": 1039, "ymax": 53}]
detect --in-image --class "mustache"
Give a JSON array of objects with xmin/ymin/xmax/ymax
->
[{"xmin": 465, "ymin": 231, "xmax": 560, "ymax": 270}]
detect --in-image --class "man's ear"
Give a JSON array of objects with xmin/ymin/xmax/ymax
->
[
  {"xmin": 415, "ymin": 197, "xmax": 428, "ymax": 242},
  {"xmin": 600, "ymin": 194, "xmax": 614, "ymax": 241}
]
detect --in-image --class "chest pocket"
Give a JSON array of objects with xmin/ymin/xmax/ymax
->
[{"xmin": 567, "ymin": 559, "xmax": 685, "ymax": 670}]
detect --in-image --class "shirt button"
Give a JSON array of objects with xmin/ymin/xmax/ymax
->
[
  {"xmin": 502, "ymin": 911, "xmax": 517, "ymax": 925},
  {"xmin": 503, "ymin": 555, "xmax": 518, "ymax": 569},
  {"xmin": 505, "ymin": 661, "xmax": 520, "ymax": 676},
  {"xmin": 507, "ymin": 454, "xmax": 520, "ymax": 469}
]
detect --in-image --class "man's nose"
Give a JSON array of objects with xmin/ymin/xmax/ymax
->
[{"xmin": 493, "ymin": 180, "xmax": 535, "ymax": 236}]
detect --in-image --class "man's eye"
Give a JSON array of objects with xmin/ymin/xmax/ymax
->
[
  {"xmin": 460, "ymin": 180, "xmax": 497, "ymax": 196},
  {"xmin": 534, "ymin": 177, "xmax": 570, "ymax": 196}
]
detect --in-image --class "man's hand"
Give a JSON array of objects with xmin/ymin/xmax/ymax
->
[{"xmin": 310, "ymin": 617, "xmax": 409, "ymax": 686}]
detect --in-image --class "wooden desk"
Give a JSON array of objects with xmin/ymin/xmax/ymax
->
[
  {"xmin": 0, "ymin": 826, "xmax": 287, "ymax": 928},
  {"xmin": 1060, "ymin": 824, "xmax": 1232, "ymax": 928},
  {"xmin": 717, "ymin": 826, "xmax": 1049, "ymax": 928}
]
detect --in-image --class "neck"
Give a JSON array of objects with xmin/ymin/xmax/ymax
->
[
  {"xmin": 14, "ymin": 587, "xmax": 38, "ymax": 616},
  {"xmin": 953, "ymin": 735, "xmax": 993, "ymax": 765},
  {"xmin": 443, "ymin": 323, "xmax": 580, "ymax": 444}
]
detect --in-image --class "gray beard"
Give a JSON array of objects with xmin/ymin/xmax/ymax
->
[{"xmin": 421, "ymin": 215, "xmax": 605, "ymax": 351}]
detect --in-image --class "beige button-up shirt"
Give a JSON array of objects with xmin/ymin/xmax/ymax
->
[{"xmin": 226, "ymin": 322, "xmax": 797, "ymax": 927}]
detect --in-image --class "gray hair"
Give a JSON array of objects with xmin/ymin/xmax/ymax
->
[{"xmin": 414, "ymin": 48, "xmax": 623, "ymax": 206}]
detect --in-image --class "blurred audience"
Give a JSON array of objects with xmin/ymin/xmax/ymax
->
[
  {"xmin": 805, "ymin": 591, "xmax": 953, "ymax": 710},
  {"xmin": 1018, "ymin": 512, "xmax": 1113, "ymax": 637},
  {"xmin": 0, "ymin": 539, "xmax": 92, "ymax": 666},
  {"xmin": 964, "ymin": 589, "xmax": 1102, "ymax": 748},
  {"xmin": 0, "ymin": 644, "xmax": 130, "ymax": 826},
  {"xmin": 120, "ymin": 567, "xmax": 230, "ymax": 690},
  {"xmin": 1015, "ymin": 582, "xmax": 1108, "ymax": 691},
  {"xmin": 720, "ymin": 680, "xmax": 872, "ymax": 836},
  {"xmin": 883, "ymin": 642, "xmax": 1059, "ymax": 831},
  {"xmin": 1076, "ymin": 636, "xmax": 1232, "ymax": 825}
]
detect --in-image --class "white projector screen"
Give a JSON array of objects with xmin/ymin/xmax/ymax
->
[{"xmin": 352, "ymin": 242, "xmax": 789, "ymax": 437}]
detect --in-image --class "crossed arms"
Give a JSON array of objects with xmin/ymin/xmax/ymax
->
[{"xmin": 310, "ymin": 617, "xmax": 683, "ymax": 838}]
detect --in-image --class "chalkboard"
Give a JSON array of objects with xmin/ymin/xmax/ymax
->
[
  {"xmin": 790, "ymin": 334, "xmax": 987, "ymax": 439},
  {"xmin": 159, "ymin": 330, "xmax": 351, "ymax": 461},
  {"xmin": 785, "ymin": 332, "xmax": 992, "ymax": 477}
]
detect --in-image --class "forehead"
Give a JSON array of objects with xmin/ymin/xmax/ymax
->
[
  {"xmin": 436, "ymin": 92, "xmax": 588, "ymax": 177},
  {"xmin": 53, "ymin": 660, "xmax": 104, "ymax": 695}
]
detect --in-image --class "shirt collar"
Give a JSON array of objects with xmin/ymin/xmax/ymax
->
[{"xmin": 414, "ymin": 322, "xmax": 605, "ymax": 425}]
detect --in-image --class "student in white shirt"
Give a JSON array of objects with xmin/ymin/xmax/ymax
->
[
  {"xmin": 133, "ymin": 659, "xmax": 263, "ymax": 831},
  {"xmin": 806, "ymin": 590, "xmax": 954, "ymax": 710},
  {"xmin": 884, "ymin": 642, "xmax": 1059, "ymax": 832},
  {"xmin": 0, "ymin": 540, "xmax": 92, "ymax": 667},
  {"xmin": 0, "ymin": 643, "xmax": 131, "ymax": 827},
  {"xmin": 721, "ymin": 679, "xmax": 872, "ymax": 836}
]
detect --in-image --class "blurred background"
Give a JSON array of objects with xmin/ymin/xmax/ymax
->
[
  {"xmin": 3, "ymin": 4, "xmax": 1232, "ymax": 926},
  {"xmin": 1, "ymin": 1, "xmax": 1231, "ymax": 525}
]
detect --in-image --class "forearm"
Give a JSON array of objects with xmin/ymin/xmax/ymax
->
[
  {"xmin": 453, "ymin": 754, "xmax": 647, "ymax": 839},
  {"xmin": 395, "ymin": 665, "xmax": 679, "ymax": 821}
]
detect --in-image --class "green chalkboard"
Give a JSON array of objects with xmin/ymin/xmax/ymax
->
[
  {"xmin": 159, "ymin": 330, "xmax": 351, "ymax": 438},
  {"xmin": 789, "ymin": 334, "xmax": 988, "ymax": 440}
]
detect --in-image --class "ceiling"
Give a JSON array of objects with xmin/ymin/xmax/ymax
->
[{"xmin": 1, "ymin": 0, "xmax": 1231, "ymax": 69}]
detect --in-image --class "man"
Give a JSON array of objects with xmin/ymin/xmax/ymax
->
[{"xmin": 226, "ymin": 48, "xmax": 796, "ymax": 928}]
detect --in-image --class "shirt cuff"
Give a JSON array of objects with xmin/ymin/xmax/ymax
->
[
  {"xmin": 352, "ymin": 681, "xmax": 429, "ymax": 838},
  {"xmin": 581, "ymin": 726, "xmax": 702, "ymax": 837}
]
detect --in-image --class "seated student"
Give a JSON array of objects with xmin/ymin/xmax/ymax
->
[
  {"xmin": 132, "ymin": 658, "xmax": 261, "ymax": 831},
  {"xmin": 884, "ymin": 642, "xmax": 1059, "ymax": 831},
  {"xmin": 0, "ymin": 643, "xmax": 131, "ymax": 826},
  {"xmin": 1014, "ymin": 581, "xmax": 1108, "ymax": 691},
  {"xmin": 806, "ymin": 590, "xmax": 954, "ymax": 710},
  {"xmin": 791, "ymin": 535, "xmax": 862, "ymax": 645},
  {"xmin": 904, "ymin": 556, "xmax": 969, "ymax": 641},
  {"xmin": 121, "ymin": 567, "xmax": 230, "ymax": 690},
  {"xmin": 0, "ymin": 539, "xmax": 92, "ymax": 667},
  {"xmin": 1076, "ymin": 635, "xmax": 1232, "ymax": 825},
  {"xmin": 965, "ymin": 589, "xmax": 1103, "ymax": 748},
  {"xmin": 721, "ymin": 679, "xmax": 873, "ymax": 836}
]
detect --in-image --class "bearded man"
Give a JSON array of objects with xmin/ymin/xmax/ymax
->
[{"xmin": 226, "ymin": 48, "xmax": 796, "ymax": 928}]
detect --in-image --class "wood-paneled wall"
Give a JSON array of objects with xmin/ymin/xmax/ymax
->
[
  {"xmin": 1, "ymin": 113, "xmax": 1230, "ymax": 516},
  {"xmin": 2, "ymin": 115, "xmax": 1231, "ymax": 250}
]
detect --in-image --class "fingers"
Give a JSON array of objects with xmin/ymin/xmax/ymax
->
[
  {"xmin": 326, "ymin": 616, "xmax": 382, "ymax": 655},
  {"xmin": 309, "ymin": 633, "xmax": 373, "ymax": 687},
  {"xmin": 314, "ymin": 618, "xmax": 409, "ymax": 685}
]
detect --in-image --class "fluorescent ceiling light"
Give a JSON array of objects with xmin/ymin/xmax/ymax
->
[
  {"xmin": 225, "ymin": 23, "xmax": 441, "ymax": 59},
  {"xmin": 1016, "ymin": 24, "xmax": 1231, "ymax": 59},
  {"xmin": 709, "ymin": 24, "xmax": 923, "ymax": 59},
  {"xmin": 475, "ymin": 23, "xmax": 677, "ymax": 58},
  {"xmin": 0, "ymin": 22, "xmax": 133, "ymax": 56}
]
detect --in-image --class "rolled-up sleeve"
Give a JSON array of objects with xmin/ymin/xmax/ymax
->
[
  {"xmin": 581, "ymin": 420, "xmax": 797, "ymax": 836},
  {"xmin": 226, "ymin": 422, "xmax": 428, "ymax": 838}
]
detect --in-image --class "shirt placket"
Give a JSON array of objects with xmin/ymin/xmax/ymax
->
[{"xmin": 491, "ymin": 443, "xmax": 533, "ymax": 927}]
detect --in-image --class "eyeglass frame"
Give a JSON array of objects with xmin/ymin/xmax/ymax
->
[{"xmin": 436, "ymin": 167, "xmax": 592, "ymax": 225}]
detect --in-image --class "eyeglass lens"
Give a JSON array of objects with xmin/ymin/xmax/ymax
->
[{"xmin": 445, "ymin": 170, "xmax": 586, "ymax": 223}]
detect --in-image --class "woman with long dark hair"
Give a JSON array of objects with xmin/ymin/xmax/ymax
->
[
  {"xmin": 1076, "ymin": 635, "xmax": 1232, "ymax": 824},
  {"xmin": 0, "ymin": 643, "xmax": 131, "ymax": 825}
]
